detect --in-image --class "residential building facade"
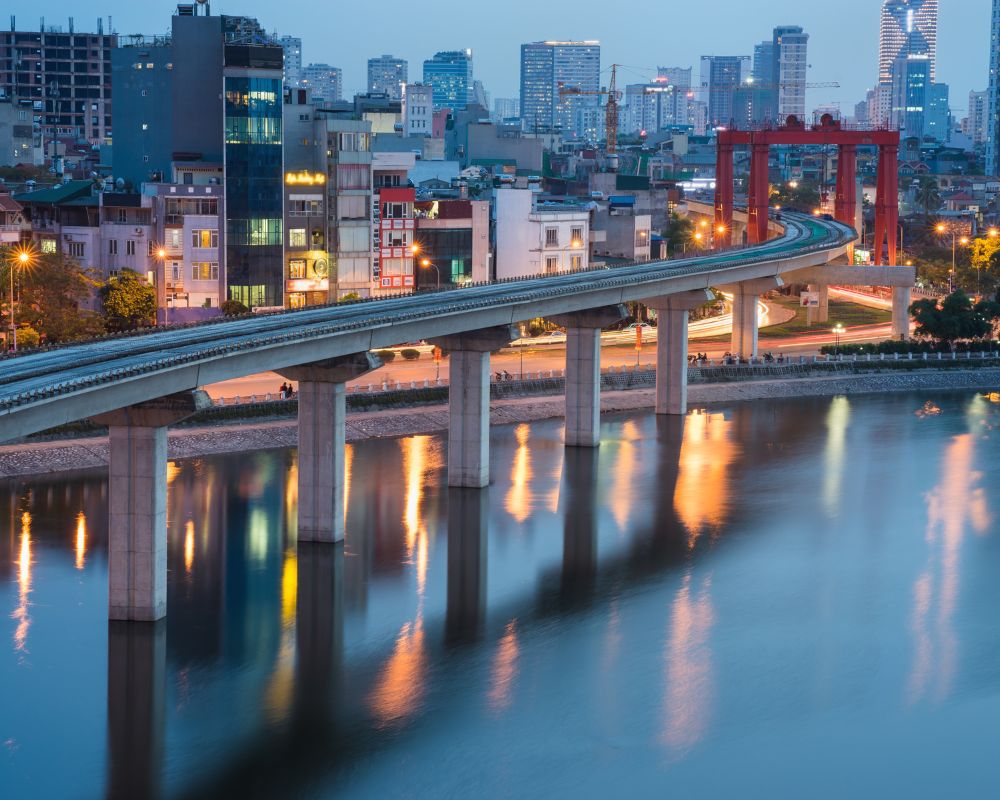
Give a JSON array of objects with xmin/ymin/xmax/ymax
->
[
  {"xmin": 495, "ymin": 188, "xmax": 590, "ymax": 279},
  {"xmin": 367, "ymin": 54, "xmax": 407, "ymax": 100}
]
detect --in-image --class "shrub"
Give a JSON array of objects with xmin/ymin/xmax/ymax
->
[
  {"xmin": 527, "ymin": 321, "xmax": 545, "ymax": 337},
  {"xmin": 14, "ymin": 324, "xmax": 40, "ymax": 349},
  {"xmin": 401, "ymin": 348, "xmax": 421, "ymax": 360},
  {"xmin": 375, "ymin": 349, "xmax": 396, "ymax": 363},
  {"xmin": 221, "ymin": 299, "xmax": 249, "ymax": 317}
]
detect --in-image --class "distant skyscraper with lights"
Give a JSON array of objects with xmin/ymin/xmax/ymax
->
[
  {"xmin": 423, "ymin": 50, "xmax": 474, "ymax": 111},
  {"xmin": 987, "ymin": 0, "xmax": 1000, "ymax": 174},
  {"xmin": 519, "ymin": 41, "xmax": 601, "ymax": 136},
  {"xmin": 879, "ymin": 0, "xmax": 938, "ymax": 83},
  {"xmin": 368, "ymin": 54, "xmax": 408, "ymax": 100}
]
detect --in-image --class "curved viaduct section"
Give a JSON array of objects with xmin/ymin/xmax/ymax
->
[{"xmin": 4, "ymin": 213, "xmax": 880, "ymax": 622}]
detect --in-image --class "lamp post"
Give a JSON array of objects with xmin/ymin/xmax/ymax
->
[
  {"xmin": 155, "ymin": 247, "xmax": 168, "ymax": 325},
  {"xmin": 832, "ymin": 322, "xmax": 845, "ymax": 354},
  {"xmin": 936, "ymin": 223, "xmax": 969, "ymax": 294},
  {"xmin": 7, "ymin": 248, "xmax": 32, "ymax": 351},
  {"xmin": 420, "ymin": 258, "xmax": 440, "ymax": 291}
]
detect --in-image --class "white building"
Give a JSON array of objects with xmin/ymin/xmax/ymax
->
[
  {"xmin": 302, "ymin": 63, "xmax": 343, "ymax": 105},
  {"xmin": 402, "ymin": 83, "xmax": 434, "ymax": 136},
  {"xmin": 495, "ymin": 188, "xmax": 589, "ymax": 279},
  {"xmin": 964, "ymin": 90, "xmax": 989, "ymax": 145},
  {"xmin": 279, "ymin": 36, "xmax": 303, "ymax": 88},
  {"xmin": 367, "ymin": 54, "xmax": 408, "ymax": 100}
]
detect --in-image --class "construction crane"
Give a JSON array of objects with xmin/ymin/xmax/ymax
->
[{"xmin": 558, "ymin": 64, "xmax": 622, "ymax": 170}]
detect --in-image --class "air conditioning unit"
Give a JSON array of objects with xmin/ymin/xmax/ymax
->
[{"xmin": 134, "ymin": 227, "xmax": 144, "ymax": 236}]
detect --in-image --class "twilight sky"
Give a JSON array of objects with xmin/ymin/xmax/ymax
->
[{"xmin": 8, "ymin": 0, "xmax": 994, "ymax": 115}]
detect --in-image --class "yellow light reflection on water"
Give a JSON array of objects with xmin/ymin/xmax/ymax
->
[
  {"xmin": 609, "ymin": 420, "xmax": 641, "ymax": 532},
  {"xmin": 662, "ymin": 573, "xmax": 715, "ymax": 756},
  {"xmin": 13, "ymin": 511, "xmax": 32, "ymax": 653},
  {"xmin": 487, "ymin": 620, "xmax": 519, "ymax": 712},
  {"xmin": 263, "ymin": 546, "xmax": 299, "ymax": 725},
  {"xmin": 505, "ymin": 424, "xmax": 533, "ymax": 523},
  {"xmin": 822, "ymin": 396, "xmax": 851, "ymax": 516},
  {"xmin": 74, "ymin": 511, "xmax": 87, "ymax": 570},
  {"xmin": 674, "ymin": 412, "xmax": 737, "ymax": 546},
  {"xmin": 166, "ymin": 460, "xmax": 180, "ymax": 485},
  {"xmin": 344, "ymin": 444, "xmax": 354, "ymax": 521},
  {"xmin": 400, "ymin": 437, "xmax": 441, "ymax": 596},
  {"xmin": 369, "ymin": 619, "xmax": 427, "ymax": 726},
  {"xmin": 184, "ymin": 520, "xmax": 195, "ymax": 574}
]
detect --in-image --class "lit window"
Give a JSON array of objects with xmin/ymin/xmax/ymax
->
[
  {"xmin": 288, "ymin": 259, "xmax": 306, "ymax": 278},
  {"xmin": 545, "ymin": 256, "xmax": 559, "ymax": 273},
  {"xmin": 40, "ymin": 239, "xmax": 57, "ymax": 254},
  {"xmin": 289, "ymin": 228, "xmax": 307, "ymax": 248},
  {"xmin": 191, "ymin": 229, "xmax": 218, "ymax": 249},
  {"xmin": 191, "ymin": 262, "xmax": 219, "ymax": 281}
]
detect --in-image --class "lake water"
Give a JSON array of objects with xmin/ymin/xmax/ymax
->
[{"xmin": 2, "ymin": 391, "xmax": 1000, "ymax": 799}]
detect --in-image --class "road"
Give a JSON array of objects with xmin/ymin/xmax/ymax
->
[{"xmin": 206, "ymin": 301, "xmax": 880, "ymax": 400}]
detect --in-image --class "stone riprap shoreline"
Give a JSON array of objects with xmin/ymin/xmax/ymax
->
[{"xmin": 2, "ymin": 366, "xmax": 998, "ymax": 479}]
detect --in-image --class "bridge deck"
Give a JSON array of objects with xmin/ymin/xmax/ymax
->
[{"xmin": 0, "ymin": 215, "xmax": 855, "ymax": 441}]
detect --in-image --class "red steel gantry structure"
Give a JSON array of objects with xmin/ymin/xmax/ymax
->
[{"xmin": 714, "ymin": 115, "xmax": 900, "ymax": 264}]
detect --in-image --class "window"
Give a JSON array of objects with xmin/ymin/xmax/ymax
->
[
  {"xmin": 40, "ymin": 239, "xmax": 57, "ymax": 254},
  {"xmin": 289, "ymin": 228, "xmax": 307, "ymax": 248},
  {"xmin": 382, "ymin": 202, "xmax": 408, "ymax": 219},
  {"xmin": 191, "ymin": 262, "xmax": 219, "ymax": 281},
  {"xmin": 545, "ymin": 228, "xmax": 559, "ymax": 247},
  {"xmin": 571, "ymin": 255, "xmax": 582, "ymax": 270},
  {"xmin": 108, "ymin": 239, "xmax": 118, "ymax": 255},
  {"xmin": 170, "ymin": 262, "xmax": 181, "ymax": 282},
  {"xmin": 126, "ymin": 239, "xmax": 136, "ymax": 256},
  {"xmin": 571, "ymin": 227, "xmax": 584, "ymax": 247},
  {"xmin": 67, "ymin": 241, "xmax": 85, "ymax": 258},
  {"xmin": 545, "ymin": 256, "xmax": 559, "ymax": 274},
  {"xmin": 336, "ymin": 164, "xmax": 370, "ymax": 190},
  {"xmin": 288, "ymin": 199, "xmax": 321, "ymax": 216},
  {"xmin": 288, "ymin": 259, "xmax": 307, "ymax": 278},
  {"xmin": 635, "ymin": 229, "xmax": 649, "ymax": 246},
  {"xmin": 166, "ymin": 228, "xmax": 182, "ymax": 248},
  {"xmin": 191, "ymin": 229, "xmax": 218, "ymax": 249},
  {"xmin": 116, "ymin": 208, "xmax": 127, "ymax": 223}
]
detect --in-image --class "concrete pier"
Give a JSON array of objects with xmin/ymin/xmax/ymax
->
[
  {"xmin": 446, "ymin": 488, "xmax": 488, "ymax": 642},
  {"xmin": 806, "ymin": 283, "xmax": 830, "ymax": 324},
  {"xmin": 432, "ymin": 326, "xmax": 516, "ymax": 488},
  {"xmin": 92, "ymin": 391, "xmax": 209, "ymax": 621},
  {"xmin": 647, "ymin": 290, "xmax": 713, "ymax": 416},
  {"xmin": 553, "ymin": 306, "xmax": 627, "ymax": 447},
  {"xmin": 724, "ymin": 278, "xmax": 783, "ymax": 360},
  {"xmin": 106, "ymin": 620, "xmax": 166, "ymax": 800},
  {"xmin": 279, "ymin": 353, "xmax": 380, "ymax": 543},
  {"xmin": 892, "ymin": 286, "xmax": 912, "ymax": 340}
]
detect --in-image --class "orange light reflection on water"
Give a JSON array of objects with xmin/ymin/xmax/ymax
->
[
  {"xmin": 674, "ymin": 412, "xmax": 737, "ymax": 547},
  {"xmin": 505, "ymin": 424, "xmax": 533, "ymax": 523},
  {"xmin": 487, "ymin": 620, "xmax": 519, "ymax": 712},
  {"xmin": 369, "ymin": 619, "xmax": 427, "ymax": 726},
  {"xmin": 74, "ymin": 511, "xmax": 87, "ymax": 570},
  {"xmin": 13, "ymin": 511, "xmax": 32, "ymax": 653}
]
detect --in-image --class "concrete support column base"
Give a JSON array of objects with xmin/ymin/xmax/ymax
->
[
  {"xmin": 807, "ymin": 283, "xmax": 829, "ymax": 324},
  {"xmin": 892, "ymin": 286, "xmax": 912, "ymax": 340},
  {"xmin": 92, "ymin": 391, "xmax": 210, "ymax": 622},
  {"xmin": 647, "ymin": 290, "xmax": 711, "ymax": 417},
  {"xmin": 279, "ymin": 353, "xmax": 381, "ymax": 544},
  {"xmin": 656, "ymin": 309, "xmax": 689, "ymax": 416},
  {"xmin": 296, "ymin": 381, "xmax": 347, "ymax": 543},
  {"xmin": 564, "ymin": 327, "xmax": 602, "ymax": 447},
  {"xmin": 431, "ymin": 326, "xmax": 517, "ymax": 489}
]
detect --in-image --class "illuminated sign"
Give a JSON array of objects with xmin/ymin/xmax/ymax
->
[{"xmin": 285, "ymin": 171, "xmax": 327, "ymax": 186}]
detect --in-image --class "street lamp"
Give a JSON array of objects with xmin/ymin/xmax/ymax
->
[
  {"xmin": 832, "ymin": 322, "xmax": 846, "ymax": 354},
  {"xmin": 154, "ymin": 246, "xmax": 169, "ymax": 325},
  {"xmin": 6, "ymin": 248, "xmax": 34, "ymax": 351},
  {"xmin": 936, "ymin": 224, "xmax": 969, "ymax": 294},
  {"xmin": 420, "ymin": 257, "xmax": 440, "ymax": 290}
]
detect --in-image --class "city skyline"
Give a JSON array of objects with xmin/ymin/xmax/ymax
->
[{"xmin": 6, "ymin": 0, "xmax": 991, "ymax": 115}]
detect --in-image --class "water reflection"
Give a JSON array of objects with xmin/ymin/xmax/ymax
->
[
  {"xmin": 673, "ymin": 411, "xmax": 738, "ymax": 545},
  {"xmin": 106, "ymin": 620, "xmax": 166, "ymax": 800},
  {"xmin": 13, "ymin": 511, "xmax": 32, "ymax": 654},
  {"xmin": 75, "ymin": 511, "xmax": 87, "ymax": 571},
  {"xmin": 822, "ymin": 396, "xmax": 851, "ymax": 516},
  {"xmin": 907, "ymin": 398, "xmax": 993, "ymax": 705},
  {"xmin": 3, "ymin": 393, "xmax": 1000, "ymax": 798}
]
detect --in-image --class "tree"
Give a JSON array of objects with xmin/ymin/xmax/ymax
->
[
  {"xmin": 220, "ymin": 299, "xmax": 249, "ymax": 316},
  {"xmin": 338, "ymin": 292, "xmax": 361, "ymax": 303},
  {"xmin": 100, "ymin": 269, "xmax": 156, "ymax": 331},
  {"xmin": 914, "ymin": 178, "xmax": 942, "ymax": 219},
  {"xmin": 910, "ymin": 291, "xmax": 1000, "ymax": 345},
  {"xmin": 769, "ymin": 180, "xmax": 822, "ymax": 213},
  {"xmin": 13, "ymin": 253, "xmax": 104, "ymax": 343},
  {"xmin": 661, "ymin": 213, "xmax": 694, "ymax": 257},
  {"xmin": 14, "ymin": 324, "xmax": 40, "ymax": 349},
  {"xmin": 966, "ymin": 236, "xmax": 1000, "ymax": 295}
]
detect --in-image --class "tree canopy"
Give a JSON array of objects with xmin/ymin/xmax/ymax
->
[
  {"xmin": 909, "ymin": 291, "xmax": 1000, "ymax": 344},
  {"xmin": 100, "ymin": 269, "xmax": 156, "ymax": 331},
  {"xmin": 10, "ymin": 253, "xmax": 104, "ymax": 343}
]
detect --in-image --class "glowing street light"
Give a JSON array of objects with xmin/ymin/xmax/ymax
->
[
  {"xmin": 7, "ymin": 247, "xmax": 35, "ymax": 351},
  {"xmin": 832, "ymin": 322, "xmax": 846, "ymax": 353},
  {"xmin": 419, "ymin": 257, "xmax": 440, "ymax": 290}
]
